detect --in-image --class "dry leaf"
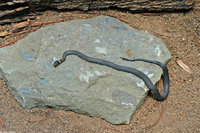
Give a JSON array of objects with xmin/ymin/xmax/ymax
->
[
  {"xmin": 176, "ymin": 60, "xmax": 193, "ymax": 74},
  {"xmin": 0, "ymin": 31, "xmax": 11, "ymax": 37},
  {"xmin": 126, "ymin": 49, "xmax": 133, "ymax": 56},
  {"xmin": 89, "ymin": 65, "xmax": 93, "ymax": 70}
]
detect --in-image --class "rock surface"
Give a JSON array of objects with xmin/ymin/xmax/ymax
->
[{"xmin": 0, "ymin": 16, "xmax": 171, "ymax": 124}]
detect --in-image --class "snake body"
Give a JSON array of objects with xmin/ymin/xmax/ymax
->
[{"xmin": 53, "ymin": 50, "xmax": 169, "ymax": 101}]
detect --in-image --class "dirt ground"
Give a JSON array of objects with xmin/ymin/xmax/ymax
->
[{"xmin": 0, "ymin": 6, "xmax": 200, "ymax": 133}]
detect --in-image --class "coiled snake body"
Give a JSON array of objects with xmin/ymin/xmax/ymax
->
[{"xmin": 53, "ymin": 50, "xmax": 169, "ymax": 101}]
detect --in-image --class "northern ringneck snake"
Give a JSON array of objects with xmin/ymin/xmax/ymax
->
[{"xmin": 53, "ymin": 50, "xmax": 169, "ymax": 101}]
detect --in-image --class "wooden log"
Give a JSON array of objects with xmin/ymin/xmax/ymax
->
[
  {"xmin": 31, "ymin": 0, "xmax": 193, "ymax": 11},
  {"xmin": 0, "ymin": 15, "xmax": 36, "ymax": 25},
  {"xmin": 0, "ymin": 0, "xmax": 30, "ymax": 24},
  {"xmin": 0, "ymin": 0, "xmax": 194, "ymax": 25}
]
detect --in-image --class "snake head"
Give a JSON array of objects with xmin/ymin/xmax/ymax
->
[{"xmin": 53, "ymin": 60, "xmax": 61, "ymax": 67}]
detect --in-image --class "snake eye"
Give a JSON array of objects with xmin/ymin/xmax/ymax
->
[{"xmin": 53, "ymin": 60, "xmax": 60, "ymax": 67}]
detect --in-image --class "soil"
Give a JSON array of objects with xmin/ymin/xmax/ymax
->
[{"xmin": 0, "ymin": 7, "xmax": 200, "ymax": 133}]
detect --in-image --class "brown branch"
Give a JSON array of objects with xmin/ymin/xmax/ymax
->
[
  {"xmin": 0, "ymin": 26, "xmax": 42, "ymax": 48},
  {"xmin": 193, "ymin": 11, "xmax": 200, "ymax": 18},
  {"xmin": 0, "ymin": 117, "xmax": 4, "ymax": 127},
  {"xmin": 141, "ymin": 12, "xmax": 167, "ymax": 16},
  {"xmin": 0, "ymin": 37, "xmax": 25, "ymax": 48},
  {"xmin": 144, "ymin": 104, "xmax": 163, "ymax": 129},
  {"xmin": 0, "ymin": 17, "xmax": 72, "ymax": 48},
  {"xmin": 193, "ymin": 7, "xmax": 200, "ymax": 10},
  {"xmin": 104, "ymin": 126, "xmax": 126, "ymax": 133},
  {"xmin": 146, "ymin": 99, "xmax": 167, "ymax": 129},
  {"xmin": 27, "ymin": 109, "xmax": 50, "ymax": 123},
  {"xmin": 144, "ymin": 79, "xmax": 167, "ymax": 129},
  {"xmin": 88, "ymin": 11, "xmax": 130, "ymax": 25},
  {"xmin": 131, "ymin": 79, "xmax": 166, "ymax": 131},
  {"xmin": 31, "ymin": 17, "xmax": 72, "ymax": 26},
  {"xmin": 193, "ymin": 32, "xmax": 200, "ymax": 48}
]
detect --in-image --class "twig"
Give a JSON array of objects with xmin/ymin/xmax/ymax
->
[
  {"xmin": 0, "ymin": 117, "xmax": 4, "ymax": 127},
  {"xmin": 31, "ymin": 17, "xmax": 71, "ymax": 27},
  {"xmin": 104, "ymin": 126, "xmax": 126, "ymax": 133},
  {"xmin": 141, "ymin": 12, "xmax": 166, "ymax": 16},
  {"xmin": 132, "ymin": 79, "xmax": 166, "ymax": 131},
  {"xmin": 193, "ymin": 32, "xmax": 200, "ymax": 48},
  {"xmin": 0, "ymin": 17, "xmax": 72, "ymax": 48},
  {"xmin": 6, "ymin": 18, "xmax": 63, "ymax": 38},
  {"xmin": 87, "ymin": 11, "xmax": 130, "ymax": 25},
  {"xmin": 144, "ymin": 79, "xmax": 167, "ymax": 129},
  {"xmin": 144, "ymin": 103, "xmax": 164, "ymax": 129},
  {"xmin": 102, "ymin": 13, "xmax": 130, "ymax": 25},
  {"xmin": 0, "ymin": 26, "xmax": 41, "ymax": 48},
  {"xmin": 27, "ymin": 109, "xmax": 50, "ymax": 123},
  {"xmin": 0, "ymin": 37, "xmax": 25, "ymax": 48},
  {"xmin": 193, "ymin": 7, "xmax": 200, "ymax": 10},
  {"xmin": 6, "ymin": 26, "xmax": 41, "ymax": 38},
  {"xmin": 193, "ymin": 8, "xmax": 200, "ymax": 19}
]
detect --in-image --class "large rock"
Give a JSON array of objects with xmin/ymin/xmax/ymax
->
[{"xmin": 0, "ymin": 16, "xmax": 171, "ymax": 124}]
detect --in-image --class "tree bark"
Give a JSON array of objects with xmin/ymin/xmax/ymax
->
[
  {"xmin": 32, "ymin": 0, "xmax": 193, "ymax": 11},
  {"xmin": 0, "ymin": 0, "xmax": 194, "ymax": 25}
]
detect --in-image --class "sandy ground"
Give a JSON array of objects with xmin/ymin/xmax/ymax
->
[{"xmin": 0, "ymin": 7, "xmax": 200, "ymax": 133}]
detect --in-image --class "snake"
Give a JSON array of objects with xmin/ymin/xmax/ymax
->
[{"xmin": 53, "ymin": 50, "xmax": 169, "ymax": 101}]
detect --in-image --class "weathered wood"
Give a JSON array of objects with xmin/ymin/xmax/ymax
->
[
  {"xmin": 30, "ymin": 0, "xmax": 193, "ymax": 11},
  {"xmin": 0, "ymin": 0, "xmax": 194, "ymax": 25},
  {"xmin": 0, "ymin": 0, "xmax": 30, "ymax": 24},
  {"xmin": 0, "ymin": 6, "xmax": 29, "ymax": 18},
  {"xmin": 0, "ymin": 15, "xmax": 36, "ymax": 25}
]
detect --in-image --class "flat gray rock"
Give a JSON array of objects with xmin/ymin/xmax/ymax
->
[{"xmin": 0, "ymin": 16, "xmax": 171, "ymax": 124}]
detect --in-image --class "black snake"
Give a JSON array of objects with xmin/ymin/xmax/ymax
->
[{"xmin": 53, "ymin": 50, "xmax": 169, "ymax": 101}]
